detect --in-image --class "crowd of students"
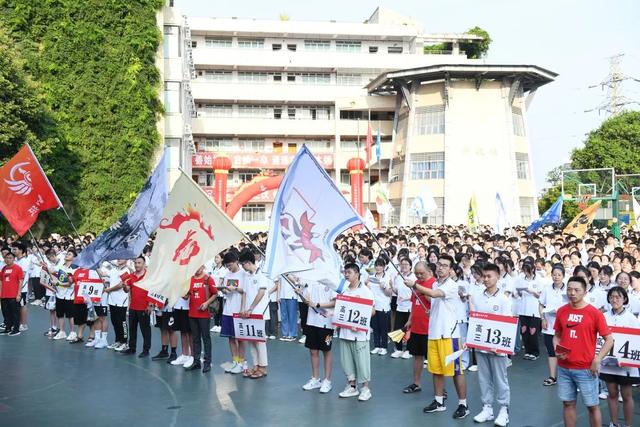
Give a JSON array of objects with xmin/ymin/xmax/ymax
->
[{"xmin": 1, "ymin": 224, "xmax": 640, "ymax": 427}]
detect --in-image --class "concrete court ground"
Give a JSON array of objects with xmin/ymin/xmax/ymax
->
[{"xmin": 0, "ymin": 308, "xmax": 638, "ymax": 427}]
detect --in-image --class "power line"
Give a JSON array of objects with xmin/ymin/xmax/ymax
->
[{"xmin": 584, "ymin": 53, "xmax": 640, "ymax": 116}]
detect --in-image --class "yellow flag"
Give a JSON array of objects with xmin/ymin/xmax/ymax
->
[
  {"xmin": 563, "ymin": 200, "xmax": 601, "ymax": 238},
  {"xmin": 467, "ymin": 194, "xmax": 479, "ymax": 231}
]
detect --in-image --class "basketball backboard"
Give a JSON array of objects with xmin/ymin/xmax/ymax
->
[{"xmin": 561, "ymin": 168, "xmax": 615, "ymax": 201}]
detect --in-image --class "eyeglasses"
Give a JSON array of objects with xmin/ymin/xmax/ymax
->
[{"xmin": 436, "ymin": 262, "xmax": 451, "ymax": 268}]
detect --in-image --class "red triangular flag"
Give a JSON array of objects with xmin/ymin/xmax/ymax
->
[
  {"xmin": 365, "ymin": 122, "xmax": 373, "ymax": 163},
  {"xmin": 0, "ymin": 145, "xmax": 61, "ymax": 235}
]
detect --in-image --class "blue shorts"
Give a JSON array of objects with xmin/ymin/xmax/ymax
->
[
  {"xmin": 557, "ymin": 366, "xmax": 599, "ymax": 407},
  {"xmin": 220, "ymin": 314, "xmax": 235, "ymax": 338}
]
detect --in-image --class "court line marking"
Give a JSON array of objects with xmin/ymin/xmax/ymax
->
[
  {"xmin": 123, "ymin": 361, "xmax": 180, "ymax": 427},
  {"xmin": 0, "ymin": 379, "xmax": 66, "ymax": 401}
]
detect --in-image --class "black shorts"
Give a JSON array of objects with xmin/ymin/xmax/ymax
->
[
  {"xmin": 304, "ymin": 325, "xmax": 334, "ymax": 352},
  {"xmin": 20, "ymin": 292, "xmax": 27, "ymax": 307},
  {"xmin": 543, "ymin": 334, "xmax": 555, "ymax": 357},
  {"xmin": 95, "ymin": 306, "xmax": 108, "ymax": 317},
  {"xmin": 156, "ymin": 311, "xmax": 175, "ymax": 330},
  {"xmin": 407, "ymin": 332, "xmax": 429, "ymax": 357},
  {"xmin": 74, "ymin": 303, "xmax": 89, "ymax": 325},
  {"xmin": 171, "ymin": 309, "xmax": 191, "ymax": 333},
  {"xmin": 55, "ymin": 299, "xmax": 75, "ymax": 319},
  {"xmin": 599, "ymin": 373, "xmax": 640, "ymax": 386}
]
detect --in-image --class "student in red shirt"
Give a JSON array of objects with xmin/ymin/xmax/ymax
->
[
  {"xmin": 122, "ymin": 256, "xmax": 151, "ymax": 357},
  {"xmin": 402, "ymin": 261, "xmax": 435, "ymax": 393},
  {"xmin": 185, "ymin": 265, "xmax": 217, "ymax": 373},
  {"xmin": 0, "ymin": 252, "xmax": 25, "ymax": 336},
  {"xmin": 553, "ymin": 276, "xmax": 613, "ymax": 427}
]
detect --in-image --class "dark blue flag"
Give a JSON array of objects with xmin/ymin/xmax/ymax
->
[{"xmin": 526, "ymin": 196, "xmax": 563, "ymax": 234}]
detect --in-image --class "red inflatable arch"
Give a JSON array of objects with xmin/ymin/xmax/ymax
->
[{"xmin": 226, "ymin": 175, "xmax": 284, "ymax": 219}]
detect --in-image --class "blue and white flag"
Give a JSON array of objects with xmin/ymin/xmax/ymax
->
[
  {"xmin": 75, "ymin": 152, "xmax": 168, "ymax": 269},
  {"xmin": 495, "ymin": 192, "xmax": 509, "ymax": 234},
  {"xmin": 526, "ymin": 196, "xmax": 563, "ymax": 234},
  {"xmin": 375, "ymin": 127, "xmax": 381, "ymax": 162},
  {"xmin": 264, "ymin": 146, "xmax": 361, "ymax": 292}
]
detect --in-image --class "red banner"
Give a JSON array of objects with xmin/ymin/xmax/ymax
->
[
  {"xmin": 0, "ymin": 145, "xmax": 61, "ymax": 236},
  {"xmin": 193, "ymin": 152, "xmax": 334, "ymax": 170}
]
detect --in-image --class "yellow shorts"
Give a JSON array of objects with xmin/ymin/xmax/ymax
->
[{"xmin": 427, "ymin": 338, "xmax": 463, "ymax": 377}]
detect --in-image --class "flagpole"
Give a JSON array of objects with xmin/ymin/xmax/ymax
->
[
  {"xmin": 367, "ymin": 109, "xmax": 371, "ymax": 222},
  {"xmin": 27, "ymin": 229, "xmax": 57, "ymax": 293},
  {"xmin": 25, "ymin": 144, "xmax": 63, "ymax": 207},
  {"xmin": 377, "ymin": 121, "xmax": 382, "ymax": 226}
]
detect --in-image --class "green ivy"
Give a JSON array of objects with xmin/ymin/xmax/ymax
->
[{"xmin": 0, "ymin": 0, "xmax": 164, "ymax": 233}]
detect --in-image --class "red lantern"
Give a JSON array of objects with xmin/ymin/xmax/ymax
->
[{"xmin": 347, "ymin": 157, "xmax": 365, "ymax": 216}]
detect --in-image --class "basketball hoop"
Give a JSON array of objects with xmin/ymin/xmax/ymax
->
[{"xmin": 578, "ymin": 194, "xmax": 592, "ymax": 211}]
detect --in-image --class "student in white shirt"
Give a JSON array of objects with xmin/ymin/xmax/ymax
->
[
  {"xmin": 41, "ymin": 249, "xmax": 60, "ymax": 337},
  {"xmin": 301, "ymin": 281, "xmax": 336, "ymax": 393},
  {"xmin": 469, "ymin": 263, "xmax": 512, "ymax": 427},
  {"xmin": 599, "ymin": 286, "xmax": 640, "ymax": 427},
  {"xmin": 515, "ymin": 261, "xmax": 543, "ymax": 360},
  {"xmin": 51, "ymin": 251, "xmax": 76, "ymax": 341},
  {"xmin": 208, "ymin": 253, "xmax": 228, "ymax": 333},
  {"xmin": 13, "ymin": 244, "xmax": 31, "ymax": 331},
  {"xmin": 103, "ymin": 259, "xmax": 130, "ymax": 350},
  {"xmin": 367, "ymin": 258, "xmax": 393, "ymax": 356},
  {"xmin": 538, "ymin": 264, "xmax": 568, "ymax": 387},
  {"xmin": 391, "ymin": 257, "xmax": 415, "ymax": 359},
  {"xmin": 337, "ymin": 262, "xmax": 375, "ymax": 402},
  {"xmin": 219, "ymin": 251, "xmax": 247, "ymax": 375}
]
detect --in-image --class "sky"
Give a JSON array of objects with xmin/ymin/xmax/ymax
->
[{"xmin": 177, "ymin": 0, "xmax": 640, "ymax": 191}]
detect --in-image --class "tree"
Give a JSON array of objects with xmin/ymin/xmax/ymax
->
[
  {"xmin": 0, "ymin": 0, "xmax": 164, "ymax": 232},
  {"xmin": 0, "ymin": 27, "xmax": 79, "ymax": 235},
  {"xmin": 461, "ymin": 26, "xmax": 491, "ymax": 59},
  {"xmin": 571, "ymin": 111, "xmax": 640, "ymax": 173}
]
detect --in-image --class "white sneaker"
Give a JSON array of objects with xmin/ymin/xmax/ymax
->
[
  {"xmin": 599, "ymin": 391, "xmax": 608, "ymax": 400},
  {"xmin": 494, "ymin": 406, "xmax": 509, "ymax": 426},
  {"xmin": 378, "ymin": 349, "xmax": 388, "ymax": 356},
  {"xmin": 107, "ymin": 341, "xmax": 120, "ymax": 350},
  {"xmin": 171, "ymin": 355, "xmax": 188, "ymax": 366},
  {"xmin": 94, "ymin": 338, "xmax": 108, "ymax": 349},
  {"xmin": 53, "ymin": 331, "xmax": 67, "ymax": 340},
  {"xmin": 85, "ymin": 339, "xmax": 96, "ymax": 348},
  {"xmin": 338, "ymin": 385, "xmax": 359, "ymax": 398},
  {"xmin": 401, "ymin": 350, "xmax": 412, "ymax": 359},
  {"xmin": 224, "ymin": 361, "xmax": 237, "ymax": 373},
  {"xmin": 302, "ymin": 378, "xmax": 322, "ymax": 391},
  {"xmin": 19, "ymin": 324, "xmax": 28, "ymax": 332},
  {"xmin": 298, "ymin": 336, "xmax": 306, "ymax": 344},
  {"xmin": 618, "ymin": 394, "xmax": 623, "ymax": 403},
  {"xmin": 473, "ymin": 405, "xmax": 494, "ymax": 423},
  {"xmin": 268, "ymin": 335, "xmax": 276, "ymax": 340},
  {"xmin": 66, "ymin": 332, "xmax": 77, "ymax": 342},
  {"xmin": 391, "ymin": 350, "xmax": 403, "ymax": 358},
  {"xmin": 468, "ymin": 365, "xmax": 478, "ymax": 372},
  {"xmin": 214, "ymin": 325, "xmax": 221, "ymax": 333},
  {"xmin": 506, "ymin": 358, "xmax": 512, "ymax": 368},
  {"xmin": 319, "ymin": 379, "xmax": 332, "ymax": 394},
  {"xmin": 229, "ymin": 362, "xmax": 243, "ymax": 374},
  {"xmin": 358, "ymin": 387, "xmax": 372, "ymax": 401},
  {"xmin": 182, "ymin": 356, "xmax": 195, "ymax": 368},
  {"xmin": 370, "ymin": 347, "xmax": 380, "ymax": 355},
  {"xmin": 115, "ymin": 343, "xmax": 129, "ymax": 352}
]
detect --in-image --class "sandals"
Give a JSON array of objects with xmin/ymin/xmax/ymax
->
[
  {"xmin": 250, "ymin": 368, "xmax": 267, "ymax": 379},
  {"xmin": 543, "ymin": 377, "xmax": 557, "ymax": 386},
  {"xmin": 403, "ymin": 383, "xmax": 422, "ymax": 393},
  {"xmin": 243, "ymin": 367, "xmax": 258, "ymax": 378}
]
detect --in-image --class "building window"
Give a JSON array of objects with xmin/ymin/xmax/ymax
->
[
  {"xmin": 410, "ymin": 152, "xmax": 444, "ymax": 180},
  {"xmin": 241, "ymin": 204, "xmax": 266, "ymax": 222},
  {"xmin": 238, "ymin": 171, "xmax": 260, "ymax": 183},
  {"xmin": 238, "ymin": 139, "xmax": 266, "ymax": 152},
  {"xmin": 369, "ymin": 46, "xmax": 378, "ymax": 53},
  {"xmin": 389, "ymin": 202, "xmax": 401, "ymax": 225},
  {"xmin": 238, "ymin": 105, "xmax": 273, "ymax": 119},
  {"xmin": 292, "ymin": 106, "xmax": 331, "ymax": 120},
  {"xmin": 202, "ymin": 70, "xmax": 232, "ymax": 81},
  {"xmin": 163, "ymin": 25, "xmax": 180, "ymax": 58},
  {"xmin": 199, "ymin": 104, "xmax": 232, "ymax": 118},
  {"xmin": 272, "ymin": 73, "xmax": 282, "ymax": 82},
  {"xmin": 287, "ymin": 74, "xmax": 296, "ymax": 82},
  {"xmin": 205, "ymin": 172, "xmax": 214, "ymax": 186},
  {"xmin": 387, "ymin": 46, "xmax": 403, "ymax": 54},
  {"xmin": 414, "ymin": 105, "xmax": 445, "ymax": 135},
  {"xmin": 298, "ymin": 73, "xmax": 330, "ymax": 85},
  {"xmin": 304, "ymin": 140, "xmax": 331, "ymax": 152},
  {"xmin": 337, "ymin": 73, "xmax": 362, "ymax": 86},
  {"xmin": 287, "ymin": 44, "xmax": 297, "ymax": 51},
  {"xmin": 340, "ymin": 170, "xmax": 351, "ymax": 185},
  {"xmin": 341, "ymin": 140, "xmax": 360, "ymax": 152},
  {"xmin": 238, "ymin": 71, "xmax": 269, "ymax": 83},
  {"xmin": 199, "ymin": 138, "xmax": 234, "ymax": 152},
  {"xmin": 512, "ymin": 106, "xmax": 525, "ymax": 136},
  {"xmin": 520, "ymin": 197, "xmax": 534, "ymax": 224},
  {"xmin": 238, "ymin": 38, "xmax": 264, "ymax": 49},
  {"xmin": 516, "ymin": 152, "xmax": 530, "ymax": 180},
  {"xmin": 272, "ymin": 44, "xmax": 282, "ymax": 51},
  {"xmin": 204, "ymin": 37, "xmax": 232, "ymax": 48},
  {"xmin": 336, "ymin": 40, "xmax": 361, "ymax": 52},
  {"xmin": 164, "ymin": 81, "xmax": 181, "ymax": 113},
  {"xmin": 304, "ymin": 40, "xmax": 330, "ymax": 51},
  {"xmin": 389, "ymin": 162, "xmax": 404, "ymax": 183}
]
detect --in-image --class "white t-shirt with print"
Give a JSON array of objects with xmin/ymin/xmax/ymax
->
[
  {"xmin": 305, "ymin": 282, "xmax": 335, "ymax": 329},
  {"xmin": 428, "ymin": 277, "xmax": 461, "ymax": 339},
  {"xmin": 222, "ymin": 269, "xmax": 245, "ymax": 316}
]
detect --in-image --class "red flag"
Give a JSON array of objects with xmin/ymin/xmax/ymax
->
[
  {"xmin": 0, "ymin": 145, "xmax": 61, "ymax": 236},
  {"xmin": 365, "ymin": 122, "xmax": 373, "ymax": 163}
]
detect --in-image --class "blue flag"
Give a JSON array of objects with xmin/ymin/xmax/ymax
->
[
  {"xmin": 526, "ymin": 196, "xmax": 563, "ymax": 234},
  {"xmin": 375, "ymin": 127, "xmax": 381, "ymax": 162},
  {"xmin": 264, "ymin": 146, "xmax": 361, "ymax": 292},
  {"xmin": 75, "ymin": 152, "xmax": 169, "ymax": 269}
]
